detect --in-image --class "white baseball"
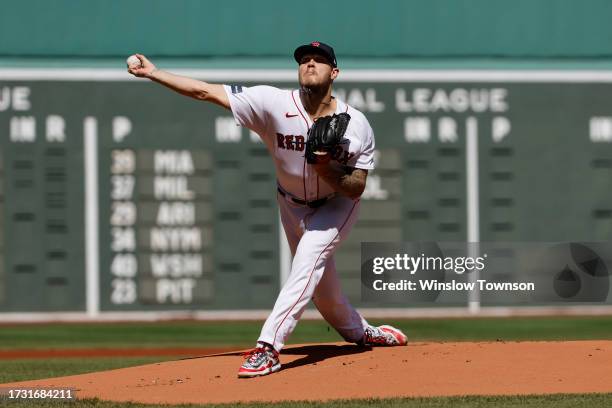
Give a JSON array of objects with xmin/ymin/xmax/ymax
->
[{"xmin": 126, "ymin": 55, "xmax": 142, "ymax": 68}]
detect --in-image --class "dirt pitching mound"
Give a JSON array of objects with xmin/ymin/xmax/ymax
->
[{"xmin": 3, "ymin": 341, "xmax": 611, "ymax": 404}]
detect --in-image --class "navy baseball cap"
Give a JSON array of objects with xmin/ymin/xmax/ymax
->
[{"xmin": 294, "ymin": 41, "xmax": 337, "ymax": 67}]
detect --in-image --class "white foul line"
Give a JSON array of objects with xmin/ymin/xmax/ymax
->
[{"xmin": 84, "ymin": 117, "xmax": 100, "ymax": 317}]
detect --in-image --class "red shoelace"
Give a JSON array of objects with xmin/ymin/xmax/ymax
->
[{"xmin": 242, "ymin": 347, "xmax": 267, "ymax": 361}]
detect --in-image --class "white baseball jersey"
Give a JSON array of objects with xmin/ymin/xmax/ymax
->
[
  {"xmin": 224, "ymin": 85, "xmax": 376, "ymax": 201},
  {"xmin": 224, "ymin": 84, "xmax": 375, "ymax": 352}
]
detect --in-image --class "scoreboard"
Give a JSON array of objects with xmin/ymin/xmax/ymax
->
[{"xmin": 0, "ymin": 70, "xmax": 611, "ymax": 314}]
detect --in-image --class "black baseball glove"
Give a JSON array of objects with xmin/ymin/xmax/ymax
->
[{"xmin": 305, "ymin": 113, "xmax": 351, "ymax": 164}]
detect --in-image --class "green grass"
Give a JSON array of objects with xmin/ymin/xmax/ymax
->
[
  {"xmin": 3, "ymin": 393, "xmax": 612, "ymax": 408},
  {"xmin": 381, "ymin": 315, "xmax": 612, "ymax": 341},
  {"xmin": 0, "ymin": 357, "xmax": 176, "ymax": 384},
  {"xmin": 0, "ymin": 321, "xmax": 266, "ymax": 350},
  {"xmin": 1, "ymin": 316, "xmax": 612, "ymax": 350}
]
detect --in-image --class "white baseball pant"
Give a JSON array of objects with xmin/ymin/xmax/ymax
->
[{"xmin": 257, "ymin": 192, "xmax": 369, "ymax": 351}]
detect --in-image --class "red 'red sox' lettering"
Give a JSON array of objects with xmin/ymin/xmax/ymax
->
[
  {"xmin": 276, "ymin": 133, "xmax": 305, "ymax": 151},
  {"xmin": 277, "ymin": 133, "xmax": 352, "ymax": 164}
]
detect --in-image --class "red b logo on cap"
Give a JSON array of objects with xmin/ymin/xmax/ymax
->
[{"xmin": 311, "ymin": 41, "xmax": 320, "ymax": 47}]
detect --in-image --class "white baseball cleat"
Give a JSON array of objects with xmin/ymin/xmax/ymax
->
[
  {"xmin": 238, "ymin": 346, "xmax": 281, "ymax": 378},
  {"xmin": 362, "ymin": 325, "xmax": 408, "ymax": 346}
]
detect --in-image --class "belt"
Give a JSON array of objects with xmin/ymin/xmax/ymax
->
[{"xmin": 277, "ymin": 187, "xmax": 332, "ymax": 208}]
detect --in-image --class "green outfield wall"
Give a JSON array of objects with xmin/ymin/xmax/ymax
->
[
  {"xmin": 1, "ymin": 0, "xmax": 612, "ymax": 59},
  {"xmin": 0, "ymin": 70, "xmax": 611, "ymax": 313}
]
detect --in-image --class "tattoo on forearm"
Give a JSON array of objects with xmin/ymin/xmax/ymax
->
[{"xmin": 315, "ymin": 165, "xmax": 366, "ymax": 199}]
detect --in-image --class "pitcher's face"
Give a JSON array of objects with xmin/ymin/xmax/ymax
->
[{"xmin": 298, "ymin": 54, "xmax": 339, "ymax": 90}]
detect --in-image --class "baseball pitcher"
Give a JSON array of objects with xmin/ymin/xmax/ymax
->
[{"xmin": 128, "ymin": 41, "xmax": 407, "ymax": 378}]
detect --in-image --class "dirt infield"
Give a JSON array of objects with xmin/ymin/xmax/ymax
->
[{"xmin": 3, "ymin": 341, "xmax": 611, "ymax": 404}]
